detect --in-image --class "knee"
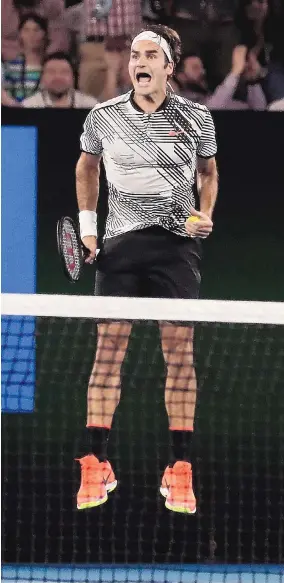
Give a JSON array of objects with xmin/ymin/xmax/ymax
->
[
  {"xmin": 97, "ymin": 322, "xmax": 131, "ymax": 353},
  {"xmin": 160, "ymin": 325, "xmax": 194, "ymax": 361}
]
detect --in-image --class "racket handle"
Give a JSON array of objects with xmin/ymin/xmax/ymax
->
[{"xmin": 81, "ymin": 244, "xmax": 100, "ymax": 260}]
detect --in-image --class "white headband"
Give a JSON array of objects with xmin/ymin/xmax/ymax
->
[{"xmin": 131, "ymin": 31, "xmax": 173, "ymax": 63}]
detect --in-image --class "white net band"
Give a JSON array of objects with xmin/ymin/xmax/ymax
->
[{"xmin": 2, "ymin": 293, "xmax": 284, "ymax": 325}]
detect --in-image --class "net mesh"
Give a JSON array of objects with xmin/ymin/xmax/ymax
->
[{"xmin": 2, "ymin": 294, "xmax": 284, "ymax": 583}]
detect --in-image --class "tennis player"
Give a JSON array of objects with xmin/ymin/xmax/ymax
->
[{"xmin": 75, "ymin": 24, "xmax": 218, "ymax": 514}]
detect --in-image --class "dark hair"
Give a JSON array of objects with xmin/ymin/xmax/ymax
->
[
  {"xmin": 133, "ymin": 24, "xmax": 182, "ymax": 70},
  {"xmin": 175, "ymin": 52, "xmax": 203, "ymax": 74},
  {"xmin": 43, "ymin": 52, "xmax": 75, "ymax": 74},
  {"xmin": 18, "ymin": 12, "xmax": 48, "ymax": 34}
]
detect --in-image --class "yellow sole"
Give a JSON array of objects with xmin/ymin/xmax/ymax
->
[
  {"xmin": 77, "ymin": 494, "xmax": 108, "ymax": 510},
  {"xmin": 165, "ymin": 500, "xmax": 196, "ymax": 515},
  {"xmin": 77, "ymin": 481, "xmax": 117, "ymax": 510}
]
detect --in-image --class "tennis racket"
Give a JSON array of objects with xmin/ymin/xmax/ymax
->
[{"xmin": 57, "ymin": 216, "xmax": 87, "ymax": 283}]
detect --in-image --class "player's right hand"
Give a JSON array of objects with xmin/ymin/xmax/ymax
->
[{"xmin": 82, "ymin": 236, "xmax": 97, "ymax": 264}]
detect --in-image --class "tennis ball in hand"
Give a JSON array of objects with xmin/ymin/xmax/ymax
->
[{"xmin": 186, "ymin": 216, "xmax": 200, "ymax": 223}]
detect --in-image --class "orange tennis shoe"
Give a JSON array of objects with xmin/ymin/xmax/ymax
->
[
  {"xmin": 160, "ymin": 461, "xmax": 196, "ymax": 514},
  {"xmin": 76, "ymin": 454, "xmax": 117, "ymax": 510}
]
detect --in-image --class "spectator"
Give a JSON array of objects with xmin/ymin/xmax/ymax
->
[
  {"xmin": 166, "ymin": 0, "xmax": 240, "ymax": 89},
  {"xmin": 235, "ymin": 0, "xmax": 284, "ymax": 104},
  {"xmin": 2, "ymin": 0, "xmax": 69, "ymax": 62},
  {"xmin": 3, "ymin": 14, "xmax": 48, "ymax": 103},
  {"xmin": 265, "ymin": 63, "xmax": 284, "ymax": 105},
  {"xmin": 78, "ymin": 0, "xmax": 142, "ymax": 98},
  {"xmin": 173, "ymin": 52, "xmax": 208, "ymax": 102},
  {"xmin": 174, "ymin": 46, "xmax": 266, "ymax": 110},
  {"xmin": 99, "ymin": 49, "xmax": 131, "ymax": 101},
  {"xmin": 22, "ymin": 52, "xmax": 98, "ymax": 108},
  {"xmin": 142, "ymin": 0, "xmax": 166, "ymax": 23},
  {"xmin": 1, "ymin": 63, "xmax": 21, "ymax": 106}
]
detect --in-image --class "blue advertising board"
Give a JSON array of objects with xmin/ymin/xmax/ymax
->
[{"xmin": 1, "ymin": 126, "xmax": 37, "ymax": 412}]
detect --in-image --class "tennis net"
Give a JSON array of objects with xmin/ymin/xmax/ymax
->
[{"xmin": 2, "ymin": 293, "xmax": 284, "ymax": 582}]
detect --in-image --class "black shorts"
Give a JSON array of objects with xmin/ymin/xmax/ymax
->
[{"xmin": 95, "ymin": 226, "xmax": 202, "ymax": 299}]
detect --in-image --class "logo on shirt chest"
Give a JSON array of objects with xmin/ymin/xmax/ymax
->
[{"xmin": 168, "ymin": 129, "xmax": 185, "ymax": 137}]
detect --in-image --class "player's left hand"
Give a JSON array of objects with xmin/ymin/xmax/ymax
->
[{"xmin": 185, "ymin": 207, "xmax": 213, "ymax": 238}]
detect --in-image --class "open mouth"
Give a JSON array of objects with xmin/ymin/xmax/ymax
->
[{"xmin": 136, "ymin": 72, "xmax": 152, "ymax": 85}]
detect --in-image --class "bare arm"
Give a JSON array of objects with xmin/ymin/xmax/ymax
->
[
  {"xmin": 76, "ymin": 152, "xmax": 102, "ymax": 262},
  {"xmin": 185, "ymin": 157, "xmax": 218, "ymax": 238},
  {"xmin": 197, "ymin": 156, "xmax": 218, "ymax": 219},
  {"xmin": 76, "ymin": 152, "xmax": 101, "ymax": 211},
  {"xmin": 206, "ymin": 46, "xmax": 247, "ymax": 110},
  {"xmin": 206, "ymin": 73, "xmax": 240, "ymax": 110}
]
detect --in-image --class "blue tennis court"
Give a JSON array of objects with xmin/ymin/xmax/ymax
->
[{"xmin": 2, "ymin": 564, "xmax": 283, "ymax": 583}]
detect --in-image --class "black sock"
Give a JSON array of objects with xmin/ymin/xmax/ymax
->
[
  {"xmin": 170, "ymin": 430, "xmax": 193, "ymax": 464},
  {"xmin": 85, "ymin": 426, "xmax": 110, "ymax": 461}
]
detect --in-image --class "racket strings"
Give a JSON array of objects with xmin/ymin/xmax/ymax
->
[{"xmin": 62, "ymin": 223, "xmax": 82, "ymax": 279}]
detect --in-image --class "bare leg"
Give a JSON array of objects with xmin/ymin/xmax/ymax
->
[
  {"xmin": 159, "ymin": 323, "xmax": 197, "ymax": 513},
  {"xmin": 159, "ymin": 324, "xmax": 197, "ymax": 430},
  {"xmin": 77, "ymin": 321, "xmax": 132, "ymax": 510},
  {"xmin": 87, "ymin": 321, "xmax": 132, "ymax": 427}
]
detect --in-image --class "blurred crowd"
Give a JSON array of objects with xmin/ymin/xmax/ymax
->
[{"xmin": 1, "ymin": 0, "xmax": 284, "ymax": 110}]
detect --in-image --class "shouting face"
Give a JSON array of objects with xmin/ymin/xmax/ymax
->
[{"xmin": 128, "ymin": 39, "xmax": 173, "ymax": 97}]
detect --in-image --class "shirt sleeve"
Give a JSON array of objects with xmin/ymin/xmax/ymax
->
[
  {"xmin": 80, "ymin": 110, "xmax": 103, "ymax": 155},
  {"xmin": 197, "ymin": 109, "xmax": 217, "ymax": 158}
]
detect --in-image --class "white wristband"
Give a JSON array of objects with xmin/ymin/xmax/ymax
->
[{"xmin": 79, "ymin": 210, "xmax": 97, "ymax": 240}]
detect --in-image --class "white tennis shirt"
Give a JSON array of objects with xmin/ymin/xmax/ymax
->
[{"xmin": 80, "ymin": 90, "xmax": 217, "ymax": 239}]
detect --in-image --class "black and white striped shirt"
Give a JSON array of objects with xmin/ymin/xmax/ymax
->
[{"xmin": 80, "ymin": 91, "xmax": 217, "ymax": 239}]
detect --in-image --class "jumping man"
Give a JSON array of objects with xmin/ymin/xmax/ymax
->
[{"xmin": 75, "ymin": 24, "xmax": 218, "ymax": 514}]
